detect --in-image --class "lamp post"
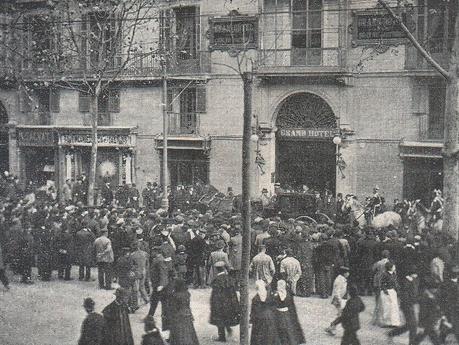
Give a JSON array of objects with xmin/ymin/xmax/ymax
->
[
  {"xmin": 160, "ymin": 43, "xmax": 169, "ymax": 209},
  {"xmin": 333, "ymin": 133, "xmax": 346, "ymax": 179}
]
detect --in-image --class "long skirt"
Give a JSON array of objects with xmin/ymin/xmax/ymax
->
[
  {"xmin": 169, "ymin": 314, "xmax": 199, "ymax": 345},
  {"xmin": 275, "ymin": 310, "xmax": 299, "ymax": 345},
  {"xmin": 378, "ymin": 289, "xmax": 401, "ymax": 327},
  {"xmin": 251, "ymin": 315, "xmax": 281, "ymax": 345}
]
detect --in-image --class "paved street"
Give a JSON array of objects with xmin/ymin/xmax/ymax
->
[{"xmin": 2, "ymin": 267, "xmax": 457, "ymax": 345}]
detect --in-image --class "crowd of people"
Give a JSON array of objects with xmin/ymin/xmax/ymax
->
[{"xmin": 0, "ymin": 172, "xmax": 458, "ymax": 345}]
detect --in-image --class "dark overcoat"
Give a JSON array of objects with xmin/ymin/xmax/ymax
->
[{"xmin": 209, "ymin": 273, "xmax": 240, "ymax": 327}]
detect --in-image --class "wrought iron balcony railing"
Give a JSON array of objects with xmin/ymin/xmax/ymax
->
[{"xmin": 168, "ymin": 112, "xmax": 200, "ymax": 136}]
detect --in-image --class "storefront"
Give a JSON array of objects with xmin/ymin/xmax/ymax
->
[
  {"xmin": 16, "ymin": 126, "xmax": 137, "ymax": 195},
  {"xmin": 400, "ymin": 141, "xmax": 443, "ymax": 204}
]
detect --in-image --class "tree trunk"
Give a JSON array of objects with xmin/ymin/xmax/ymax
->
[
  {"xmin": 442, "ymin": 2, "xmax": 459, "ymax": 243},
  {"xmin": 240, "ymin": 72, "xmax": 253, "ymax": 345},
  {"xmin": 87, "ymin": 91, "xmax": 99, "ymax": 206}
]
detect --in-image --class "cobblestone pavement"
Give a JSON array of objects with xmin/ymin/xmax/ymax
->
[{"xmin": 0, "ymin": 267, "xmax": 457, "ymax": 345}]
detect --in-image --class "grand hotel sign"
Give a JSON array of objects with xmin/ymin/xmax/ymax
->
[
  {"xmin": 278, "ymin": 128, "xmax": 337, "ymax": 139},
  {"xmin": 58, "ymin": 133, "xmax": 131, "ymax": 147}
]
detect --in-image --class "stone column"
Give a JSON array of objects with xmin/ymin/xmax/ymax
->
[
  {"xmin": 57, "ymin": 146, "xmax": 65, "ymax": 203},
  {"xmin": 7, "ymin": 121, "xmax": 18, "ymax": 177},
  {"xmin": 65, "ymin": 153, "xmax": 73, "ymax": 181},
  {"xmin": 125, "ymin": 154, "xmax": 132, "ymax": 185}
]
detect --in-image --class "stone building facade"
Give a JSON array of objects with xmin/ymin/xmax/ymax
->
[{"xmin": 0, "ymin": 0, "xmax": 451, "ymax": 204}]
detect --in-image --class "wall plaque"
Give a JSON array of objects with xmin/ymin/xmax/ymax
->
[
  {"xmin": 352, "ymin": 9, "xmax": 411, "ymax": 46},
  {"xmin": 209, "ymin": 14, "xmax": 258, "ymax": 51}
]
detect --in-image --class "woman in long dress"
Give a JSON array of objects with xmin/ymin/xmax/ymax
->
[
  {"xmin": 250, "ymin": 280, "xmax": 280, "ymax": 345},
  {"xmin": 273, "ymin": 280, "xmax": 305, "ymax": 345},
  {"xmin": 169, "ymin": 278, "xmax": 200, "ymax": 345},
  {"xmin": 378, "ymin": 261, "xmax": 401, "ymax": 327}
]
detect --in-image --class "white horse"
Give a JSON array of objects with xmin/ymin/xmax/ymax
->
[
  {"xmin": 407, "ymin": 200, "xmax": 443, "ymax": 233},
  {"xmin": 343, "ymin": 196, "xmax": 402, "ymax": 230}
]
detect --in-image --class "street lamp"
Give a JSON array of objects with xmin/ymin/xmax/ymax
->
[{"xmin": 333, "ymin": 133, "xmax": 346, "ymax": 179}]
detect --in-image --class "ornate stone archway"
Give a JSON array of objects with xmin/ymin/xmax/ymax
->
[{"xmin": 274, "ymin": 92, "xmax": 337, "ymax": 192}]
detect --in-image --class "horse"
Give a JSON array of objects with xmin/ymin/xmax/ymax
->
[
  {"xmin": 343, "ymin": 196, "xmax": 402, "ymax": 230},
  {"xmin": 406, "ymin": 200, "xmax": 427, "ymax": 234},
  {"xmin": 407, "ymin": 200, "xmax": 443, "ymax": 233}
]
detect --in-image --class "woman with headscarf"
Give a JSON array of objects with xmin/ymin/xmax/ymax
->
[
  {"xmin": 273, "ymin": 280, "xmax": 305, "ymax": 345},
  {"xmin": 378, "ymin": 261, "xmax": 401, "ymax": 327},
  {"xmin": 250, "ymin": 280, "xmax": 280, "ymax": 345},
  {"xmin": 169, "ymin": 278, "xmax": 199, "ymax": 345}
]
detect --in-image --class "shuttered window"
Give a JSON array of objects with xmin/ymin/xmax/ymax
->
[
  {"xmin": 108, "ymin": 90, "xmax": 120, "ymax": 113},
  {"xmin": 79, "ymin": 91, "xmax": 91, "ymax": 112},
  {"xmin": 49, "ymin": 88, "xmax": 60, "ymax": 113},
  {"xmin": 19, "ymin": 89, "xmax": 32, "ymax": 113},
  {"xmin": 195, "ymin": 85, "xmax": 206, "ymax": 113}
]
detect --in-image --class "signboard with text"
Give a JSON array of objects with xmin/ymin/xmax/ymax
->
[
  {"xmin": 58, "ymin": 133, "xmax": 131, "ymax": 147},
  {"xmin": 278, "ymin": 128, "xmax": 337, "ymax": 139},
  {"xmin": 17, "ymin": 128, "xmax": 55, "ymax": 147},
  {"xmin": 209, "ymin": 15, "xmax": 258, "ymax": 51},
  {"xmin": 352, "ymin": 9, "xmax": 411, "ymax": 46}
]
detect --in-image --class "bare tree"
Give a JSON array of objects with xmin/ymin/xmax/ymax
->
[
  {"xmin": 378, "ymin": 0, "xmax": 459, "ymax": 243},
  {"xmin": 1, "ymin": 0, "xmax": 160, "ymax": 205}
]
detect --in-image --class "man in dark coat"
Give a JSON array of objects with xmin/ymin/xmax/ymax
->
[
  {"xmin": 102, "ymin": 288, "xmax": 134, "ymax": 345},
  {"xmin": 54, "ymin": 227, "xmax": 73, "ymax": 280},
  {"xmin": 186, "ymin": 228, "xmax": 208, "ymax": 288},
  {"xmin": 78, "ymin": 298, "xmax": 105, "ymax": 345},
  {"xmin": 75, "ymin": 227, "xmax": 96, "ymax": 281},
  {"xmin": 439, "ymin": 265, "xmax": 459, "ymax": 343},
  {"xmin": 35, "ymin": 224, "xmax": 54, "ymax": 281},
  {"xmin": 18, "ymin": 225, "xmax": 34, "ymax": 284},
  {"xmin": 209, "ymin": 261, "xmax": 240, "ymax": 342},
  {"xmin": 100, "ymin": 182, "xmax": 114, "ymax": 207}
]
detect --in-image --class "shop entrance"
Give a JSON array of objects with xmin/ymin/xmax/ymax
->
[
  {"xmin": 24, "ymin": 148, "xmax": 55, "ymax": 187},
  {"xmin": 275, "ymin": 92, "xmax": 337, "ymax": 193},
  {"xmin": 403, "ymin": 158, "xmax": 443, "ymax": 204},
  {"xmin": 167, "ymin": 150, "xmax": 209, "ymax": 187}
]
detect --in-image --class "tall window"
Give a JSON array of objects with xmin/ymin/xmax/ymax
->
[
  {"xmin": 291, "ymin": 0, "xmax": 322, "ymax": 66},
  {"xmin": 81, "ymin": 12, "xmax": 121, "ymax": 70},
  {"xmin": 428, "ymin": 85, "xmax": 445, "ymax": 140},
  {"xmin": 161, "ymin": 6, "xmax": 200, "ymax": 61},
  {"xmin": 23, "ymin": 15, "xmax": 53, "ymax": 68},
  {"xmin": 417, "ymin": 0, "xmax": 457, "ymax": 54}
]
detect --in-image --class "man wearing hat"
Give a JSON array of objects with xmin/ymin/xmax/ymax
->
[
  {"xmin": 249, "ymin": 244, "xmax": 276, "ymax": 287},
  {"xmin": 186, "ymin": 228, "xmax": 208, "ymax": 288},
  {"xmin": 78, "ymin": 298, "xmax": 105, "ymax": 345},
  {"xmin": 207, "ymin": 239, "xmax": 232, "ymax": 285},
  {"xmin": 94, "ymin": 229, "xmax": 114, "ymax": 290},
  {"xmin": 130, "ymin": 241, "xmax": 150, "ymax": 306},
  {"xmin": 116, "ymin": 247, "xmax": 137, "ymax": 313},
  {"xmin": 102, "ymin": 288, "xmax": 134, "ymax": 345},
  {"xmin": 141, "ymin": 316, "xmax": 164, "ymax": 345}
]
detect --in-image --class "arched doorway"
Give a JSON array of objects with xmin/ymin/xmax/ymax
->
[
  {"xmin": 275, "ymin": 92, "xmax": 337, "ymax": 193},
  {"xmin": 0, "ymin": 102, "xmax": 9, "ymax": 173}
]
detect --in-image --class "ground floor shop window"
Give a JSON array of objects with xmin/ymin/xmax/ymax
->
[
  {"xmin": 403, "ymin": 158, "xmax": 442, "ymax": 204},
  {"xmin": 24, "ymin": 148, "xmax": 55, "ymax": 187},
  {"xmin": 163, "ymin": 150, "xmax": 209, "ymax": 187}
]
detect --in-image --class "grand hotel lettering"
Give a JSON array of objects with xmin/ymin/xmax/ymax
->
[
  {"xmin": 59, "ymin": 134, "xmax": 130, "ymax": 147},
  {"xmin": 279, "ymin": 128, "xmax": 336, "ymax": 139}
]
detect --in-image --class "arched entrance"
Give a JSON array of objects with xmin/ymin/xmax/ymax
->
[
  {"xmin": 275, "ymin": 92, "xmax": 337, "ymax": 193},
  {"xmin": 0, "ymin": 102, "xmax": 9, "ymax": 173}
]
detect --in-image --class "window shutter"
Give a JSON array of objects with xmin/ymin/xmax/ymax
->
[
  {"xmin": 167, "ymin": 88, "xmax": 174, "ymax": 112},
  {"xmin": 195, "ymin": 85, "xmax": 206, "ymax": 113},
  {"xmin": 19, "ymin": 89, "xmax": 32, "ymax": 113},
  {"xmin": 108, "ymin": 90, "xmax": 120, "ymax": 113},
  {"xmin": 79, "ymin": 91, "xmax": 90, "ymax": 112},
  {"xmin": 80, "ymin": 14, "xmax": 88, "ymax": 69},
  {"xmin": 412, "ymin": 84, "xmax": 427, "ymax": 114},
  {"xmin": 49, "ymin": 88, "xmax": 60, "ymax": 113}
]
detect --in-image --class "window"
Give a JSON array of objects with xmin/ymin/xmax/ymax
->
[
  {"xmin": 291, "ymin": 0, "xmax": 323, "ymax": 66},
  {"xmin": 428, "ymin": 85, "xmax": 445, "ymax": 140},
  {"xmin": 161, "ymin": 6, "xmax": 200, "ymax": 61},
  {"xmin": 417, "ymin": 0, "xmax": 457, "ymax": 54},
  {"xmin": 167, "ymin": 85, "xmax": 206, "ymax": 134},
  {"xmin": 23, "ymin": 15, "xmax": 59, "ymax": 68},
  {"xmin": 79, "ymin": 89, "xmax": 120, "ymax": 126},
  {"xmin": 81, "ymin": 12, "xmax": 121, "ymax": 70}
]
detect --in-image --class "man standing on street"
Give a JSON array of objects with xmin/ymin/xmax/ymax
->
[
  {"xmin": 250, "ymin": 244, "xmax": 275, "ymax": 288},
  {"xmin": 94, "ymin": 229, "xmax": 114, "ymax": 290},
  {"xmin": 130, "ymin": 241, "xmax": 150, "ymax": 306},
  {"xmin": 326, "ymin": 266, "xmax": 350, "ymax": 336},
  {"xmin": 279, "ymin": 248, "xmax": 302, "ymax": 295},
  {"xmin": 78, "ymin": 298, "xmax": 105, "ymax": 345}
]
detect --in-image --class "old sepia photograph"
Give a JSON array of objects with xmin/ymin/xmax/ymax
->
[{"xmin": 0, "ymin": 0, "xmax": 458, "ymax": 344}]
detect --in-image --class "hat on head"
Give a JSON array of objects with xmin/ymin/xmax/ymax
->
[
  {"xmin": 177, "ymin": 244, "xmax": 186, "ymax": 252},
  {"xmin": 135, "ymin": 228, "xmax": 143, "ymax": 235},
  {"xmin": 261, "ymin": 188, "xmax": 268, "ymax": 193},
  {"xmin": 114, "ymin": 287, "xmax": 129, "ymax": 297},
  {"xmin": 216, "ymin": 240, "xmax": 225, "ymax": 249},
  {"xmin": 83, "ymin": 297, "xmax": 95, "ymax": 309},
  {"xmin": 339, "ymin": 266, "xmax": 350, "ymax": 274}
]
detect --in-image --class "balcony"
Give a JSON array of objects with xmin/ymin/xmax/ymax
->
[
  {"xmin": 168, "ymin": 112, "xmax": 200, "ymax": 136},
  {"xmin": 20, "ymin": 51, "xmax": 211, "ymax": 80},
  {"xmin": 419, "ymin": 113, "xmax": 443, "ymax": 142},
  {"xmin": 405, "ymin": 40, "xmax": 450, "ymax": 72},
  {"xmin": 256, "ymin": 47, "xmax": 345, "ymax": 76}
]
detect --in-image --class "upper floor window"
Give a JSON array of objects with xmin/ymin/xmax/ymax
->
[
  {"xmin": 81, "ymin": 12, "xmax": 121, "ymax": 70},
  {"xmin": 417, "ymin": 0, "xmax": 457, "ymax": 54},
  {"xmin": 19, "ymin": 87, "xmax": 59, "ymax": 125},
  {"xmin": 79, "ymin": 89, "xmax": 120, "ymax": 126},
  {"xmin": 23, "ymin": 15, "xmax": 53, "ymax": 68},
  {"xmin": 428, "ymin": 85, "xmax": 445, "ymax": 140},
  {"xmin": 161, "ymin": 6, "xmax": 200, "ymax": 61}
]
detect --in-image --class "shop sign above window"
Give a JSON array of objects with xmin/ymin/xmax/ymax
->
[
  {"xmin": 17, "ymin": 128, "xmax": 55, "ymax": 147},
  {"xmin": 209, "ymin": 12, "xmax": 258, "ymax": 51},
  {"xmin": 59, "ymin": 133, "xmax": 131, "ymax": 147},
  {"xmin": 352, "ymin": 9, "xmax": 412, "ymax": 46}
]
